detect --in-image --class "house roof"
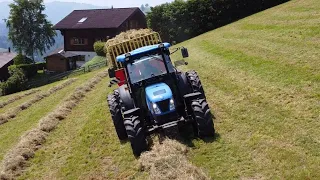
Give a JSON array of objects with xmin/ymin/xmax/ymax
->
[
  {"xmin": 53, "ymin": 7, "xmax": 142, "ymax": 30},
  {"xmin": 0, "ymin": 52, "xmax": 17, "ymax": 68},
  {"xmin": 45, "ymin": 48, "xmax": 80, "ymax": 59},
  {"xmin": 0, "ymin": 48, "xmax": 8, "ymax": 53}
]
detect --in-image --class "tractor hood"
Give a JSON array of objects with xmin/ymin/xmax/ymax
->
[{"xmin": 145, "ymin": 83, "xmax": 172, "ymax": 103}]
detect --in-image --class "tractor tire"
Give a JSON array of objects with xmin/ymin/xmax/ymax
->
[
  {"xmin": 107, "ymin": 90, "xmax": 127, "ymax": 141},
  {"xmin": 191, "ymin": 98, "xmax": 215, "ymax": 137},
  {"xmin": 124, "ymin": 115, "xmax": 148, "ymax": 156},
  {"xmin": 186, "ymin": 70, "xmax": 206, "ymax": 99}
]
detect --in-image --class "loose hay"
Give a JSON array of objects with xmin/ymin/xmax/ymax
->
[
  {"xmin": 0, "ymin": 89, "xmax": 40, "ymax": 109},
  {"xmin": 105, "ymin": 29, "xmax": 155, "ymax": 48},
  {"xmin": 0, "ymin": 78, "xmax": 77, "ymax": 126},
  {"xmin": 140, "ymin": 139, "xmax": 210, "ymax": 180},
  {"xmin": 0, "ymin": 70, "xmax": 108, "ymax": 179}
]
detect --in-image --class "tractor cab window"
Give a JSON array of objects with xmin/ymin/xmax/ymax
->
[{"xmin": 128, "ymin": 54, "xmax": 167, "ymax": 84}]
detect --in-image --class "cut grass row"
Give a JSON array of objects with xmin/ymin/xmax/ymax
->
[
  {"xmin": 0, "ymin": 78, "xmax": 77, "ymax": 125},
  {"xmin": 0, "ymin": 89, "xmax": 40, "ymax": 109},
  {"xmin": 0, "ymin": 70, "xmax": 109, "ymax": 179},
  {"xmin": 0, "ymin": 69, "xmax": 108, "ymax": 162},
  {"xmin": 18, "ymin": 74, "xmax": 139, "ymax": 179}
]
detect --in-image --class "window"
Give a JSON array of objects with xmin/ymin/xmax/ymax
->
[
  {"xmin": 130, "ymin": 20, "xmax": 138, "ymax": 28},
  {"xmin": 130, "ymin": 21, "xmax": 134, "ymax": 28},
  {"xmin": 71, "ymin": 38, "xmax": 87, "ymax": 45},
  {"xmin": 78, "ymin": 17, "xmax": 87, "ymax": 23},
  {"xmin": 128, "ymin": 54, "xmax": 167, "ymax": 84}
]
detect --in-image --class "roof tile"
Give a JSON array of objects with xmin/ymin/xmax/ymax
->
[
  {"xmin": 53, "ymin": 8, "xmax": 142, "ymax": 29},
  {"xmin": 0, "ymin": 52, "xmax": 17, "ymax": 68}
]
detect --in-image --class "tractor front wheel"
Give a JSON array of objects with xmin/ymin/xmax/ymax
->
[
  {"xmin": 107, "ymin": 90, "xmax": 127, "ymax": 141},
  {"xmin": 191, "ymin": 98, "xmax": 215, "ymax": 137},
  {"xmin": 124, "ymin": 115, "xmax": 148, "ymax": 156}
]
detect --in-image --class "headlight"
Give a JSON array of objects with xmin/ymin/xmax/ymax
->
[
  {"xmin": 152, "ymin": 103, "xmax": 161, "ymax": 114},
  {"xmin": 169, "ymin": 98, "xmax": 175, "ymax": 111}
]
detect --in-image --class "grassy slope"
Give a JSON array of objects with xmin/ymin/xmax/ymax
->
[
  {"xmin": 83, "ymin": 56, "xmax": 106, "ymax": 68},
  {"xmin": 6, "ymin": 0, "xmax": 320, "ymax": 179}
]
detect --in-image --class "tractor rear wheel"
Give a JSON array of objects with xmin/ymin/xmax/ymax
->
[
  {"xmin": 186, "ymin": 70, "xmax": 206, "ymax": 99},
  {"xmin": 191, "ymin": 98, "xmax": 215, "ymax": 137},
  {"xmin": 124, "ymin": 115, "xmax": 148, "ymax": 156},
  {"xmin": 107, "ymin": 90, "xmax": 127, "ymax": 141}
]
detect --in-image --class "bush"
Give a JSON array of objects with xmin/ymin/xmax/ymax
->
[
  {"xmin": 94, "ymin": 41, "xmax": 106, "ymax": 56},
  {"xmin": 0, "ymin": 82, "xmax": 4, "ymax": 96},
  {"xmin": 1, "ymin": 66, "xmax": 27, "ymax": 95},
  {"xmin": 13, "ymin": 54, "xmax": 33, "ymax": 65}
]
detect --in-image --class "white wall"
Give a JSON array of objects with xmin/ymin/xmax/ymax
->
[{"xmin": 68, "ymin": 51, "xmax": 97, "ymax": 62}]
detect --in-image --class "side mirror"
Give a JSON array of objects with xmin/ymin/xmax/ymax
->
[
  {"xmin": 181, "ymin": 47, "xmax": 189, "ymax": 58},
  {"xmin": 108, "ymin": 68, "xmax": 115, "ymax": 78}
]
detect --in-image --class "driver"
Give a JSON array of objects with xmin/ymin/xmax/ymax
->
[{"xmin": 144, "ymin": 58, "xmax": 165, "ymax": 76}]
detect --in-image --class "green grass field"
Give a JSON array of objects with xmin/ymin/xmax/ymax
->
[
  {"xmin": 82, "ymin": 56, "xmax": 107, "ymax": 70},
  {"xmin": 0, "ymin": 0, "xmax": 319, "ymax": 179}
]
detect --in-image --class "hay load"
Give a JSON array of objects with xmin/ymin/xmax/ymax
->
[
  {"xmin": 105, "ymin": 29, "xmax": 155, "ymax": 48},
  {"xmin": 104, "ymin": 29, "xmax": 161, "ymax": 70}
]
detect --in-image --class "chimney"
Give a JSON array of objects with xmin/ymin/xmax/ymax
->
[{"xmin": 8, "ymin": 47, "xmax": 11, "ymax": 53}]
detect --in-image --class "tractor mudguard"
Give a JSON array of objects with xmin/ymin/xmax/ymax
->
[
  {"xmin": 123, "ymin": 108, "xmax": 140, "ymax": 117},
  {"xmin": 118, "ymin": 85, "xmax": 134, "ymax": 111},
  {"xmin": 177, "ymin": 72, "xmax": 192, "ymax": 96},
  {"xmin": 183, "ymin": 92, "xmax": 203, "ymax": 104}
]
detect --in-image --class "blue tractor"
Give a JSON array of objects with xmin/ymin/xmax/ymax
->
[{"xmin": 107, "ymin": 42, "xmax": 215, "ymax": 156}]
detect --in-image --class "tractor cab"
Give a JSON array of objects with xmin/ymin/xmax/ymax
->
[{"xmin": 114, "ymin": 43, "xmax": 181, "ymax": 125}]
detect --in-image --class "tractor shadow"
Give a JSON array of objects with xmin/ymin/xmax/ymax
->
[{"xmin": 177, "ymin": 125, "xmax": 220, "ymax": 148}]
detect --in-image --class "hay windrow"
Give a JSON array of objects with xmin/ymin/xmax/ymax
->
[
  {"xmin": 0, "ymin": 78, "xmax": 77, "ymax": 126},
  {"xmin": 0, "ymin": 70, "xmax": 108, "ymax": 179},
  {"xmin": 0, "ymin": 89, "xmax": 41, "ymax": 109},
  {"xmin": 140, "ymin": 139, "xmax": 210, "ymax": 180}
]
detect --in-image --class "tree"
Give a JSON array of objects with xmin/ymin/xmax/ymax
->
[{"xmin": 6, "ymin": 0, "xmax": 56, "ymax": 62}]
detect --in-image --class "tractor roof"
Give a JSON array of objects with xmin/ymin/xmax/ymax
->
[{"xmin": 116, "ymin": 43, "xmax": 171, "ymax": 63}]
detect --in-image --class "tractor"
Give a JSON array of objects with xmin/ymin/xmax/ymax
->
[{"xmin": 107, "ymin": 31, "xmax": 215, "ymax": 156}]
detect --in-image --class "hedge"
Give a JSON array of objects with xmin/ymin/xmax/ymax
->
[
  {"xmin": 36, "ymin": 62, "xmax": 46, "ymax": 70},
  {"xmin": 13, "ymin": 54, "xmax": 33, "ymax": 65},
  {"xmin": 16, "ymin": 64, "xmax": 38, "ymax": 78}
]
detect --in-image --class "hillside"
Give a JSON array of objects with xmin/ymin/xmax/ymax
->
[{"xmin": 0, "ymin": 0, "xmax": 319, "ymax": 179}]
